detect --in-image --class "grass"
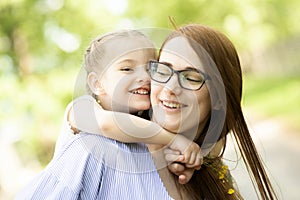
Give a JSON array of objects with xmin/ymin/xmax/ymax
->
[{"xmin": 242, "ymin": 75, "xmax": 300, "ymax": 131}]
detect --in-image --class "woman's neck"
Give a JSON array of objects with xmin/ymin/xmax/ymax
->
[
  {"xmin": 180, "ymin": 114, "xmax": 211, "ymax": 142},
  {"xmin": 147, "ymin": 144, "xmax": 184, "ymax": 200}
]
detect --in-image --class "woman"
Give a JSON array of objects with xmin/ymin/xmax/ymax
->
[{"xmin": 147, "ymin": 24, "xmax": 278, "ymax": 199}]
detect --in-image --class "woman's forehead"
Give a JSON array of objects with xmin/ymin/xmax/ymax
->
[{"xmin": 160, "ymin": 36, "xmax": 203, "ymax": 69}]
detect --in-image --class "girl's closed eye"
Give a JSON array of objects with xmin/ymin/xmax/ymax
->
[
  {"xmin": 121, "ymin": 65, "xmax": 133, "ymax": 71},
  {"xmin": 120, "ymin": 66, "xmax": 134, "ymax": 72},
  {"xmin": 117, "ymin": 59, "xmax": 136, "ymax": 73}
]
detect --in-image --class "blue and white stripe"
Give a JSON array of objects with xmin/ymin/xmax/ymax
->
[{"xmin": 15, "ymin": 133, "xmax": 172, "ymax": 200}]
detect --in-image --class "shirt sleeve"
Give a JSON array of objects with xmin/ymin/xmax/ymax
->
[
  {"xmin": 15, "ymin": 134, "xmax": 105, "ymax": 200},
  {"xmin": 52, "ymin": 99, "xmax": 76, "ymax": 158},
  {"xmin": 53, "ymin": 95, "xmax": 101, "ymax": 158}
]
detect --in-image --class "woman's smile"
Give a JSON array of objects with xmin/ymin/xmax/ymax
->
[{"xmin": 160, "ymin": 99, "xmax": 187, "ymax": 110}]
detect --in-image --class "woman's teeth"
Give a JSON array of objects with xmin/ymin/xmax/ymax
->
[
  {"xmin": 132, "ymin": 89, "xmax": 149, "ymax": 95},
  {"xmin": 162, "ymin": 101, "xmax": 181, "ymax": 109}
]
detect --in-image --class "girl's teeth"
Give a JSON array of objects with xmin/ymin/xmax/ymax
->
[
  {"xmin": 133, "ymin": 89, "xmax": 149, "ymax": 94},
  {"xmin": 162, "ymin": 101, "xmax": 181, "ymax": 109}
]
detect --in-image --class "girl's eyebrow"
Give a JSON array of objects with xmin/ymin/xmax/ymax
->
[{"xmin": 116, "ymin": 59, "xmax": 136, "ymax": 64}]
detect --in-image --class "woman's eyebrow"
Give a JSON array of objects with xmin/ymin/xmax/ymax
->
[
  {"xmin": 162, "ymin": 62, "xmax": 198, "ymax": 70},
  {"xmin": 185, "ymin": 66, "xmax": 198, "ymax": 71},
  {"xmin": 159, "ymin": 61, "xmax": 202, "ymax": 71},
  {"xmin": 159, "ymin": 61, "xmax": 173, "ymax": 67}
]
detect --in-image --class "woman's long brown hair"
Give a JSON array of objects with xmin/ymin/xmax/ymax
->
[{"xmin": 159, "ymin": 24, "xmax": 278, "ymax": 200}]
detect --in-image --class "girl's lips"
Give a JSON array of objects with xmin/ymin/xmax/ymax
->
[{"xmin": 130, "ymin": 87, "xmax": 150, "ymax": 95}]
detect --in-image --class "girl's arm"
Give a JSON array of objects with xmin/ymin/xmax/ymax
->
[
  {"xmin": 68, "ymin": 95, "xmax": 202, "ymax": 167},
  {"xmin": 69, "ymin": 95, "xmax": 174, "ymax": 145}
]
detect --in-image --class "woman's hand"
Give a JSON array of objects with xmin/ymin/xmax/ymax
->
[{"xmin": 167, "ymin": 162, "xmax": 195, "ymax": 184}]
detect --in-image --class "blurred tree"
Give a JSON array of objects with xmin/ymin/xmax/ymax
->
[
  {"xmin": 1, "ymin": 0, "xmax": 300, "ymax": 78},
  {"xmin": 125, "ymin": 0, "xmax": 300, "ymax": 50},
  {"xmin": 0, "ymin": 0, "xmax": 120, "ymax": 78}
]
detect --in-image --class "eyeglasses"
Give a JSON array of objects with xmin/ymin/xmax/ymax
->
[{"xmin": 148, "ymin": 60, "xmax": 208, "ymax": 91}]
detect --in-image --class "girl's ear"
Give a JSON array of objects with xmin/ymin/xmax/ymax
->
[{"xmin": 87, "ymin": 72, "xmax": 105, "ymax": 95}]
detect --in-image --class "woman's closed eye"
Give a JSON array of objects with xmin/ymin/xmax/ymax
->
[
  {"xmin": 181, "ymin": 71, "xmax": 204, "ymax": 84},
  {"xmin": 185, "ymin": 75, "xmax": 202, "ymax": 83},
  {"xmin": 157, "ymin": 70, "xmax": 170, "ymax": 76}
]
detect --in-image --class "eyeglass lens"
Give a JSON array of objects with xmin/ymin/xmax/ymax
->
[{"xmin": 148, "ymin": 61, "xmax": 206, "ymax": 91}]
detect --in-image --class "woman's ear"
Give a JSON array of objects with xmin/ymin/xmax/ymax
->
[{"xmin": 87, "ymin": 72, "xmax": 105, "ymax": 95}]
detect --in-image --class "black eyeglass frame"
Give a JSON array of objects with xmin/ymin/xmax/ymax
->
[{"xmin": 148, "ymin": 60, "xmax": 209, "ymax": 91}]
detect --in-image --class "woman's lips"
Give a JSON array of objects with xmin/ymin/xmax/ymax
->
[{"xmin": 160, "ymin": 99, "xmax": 187, "ymax": 110}]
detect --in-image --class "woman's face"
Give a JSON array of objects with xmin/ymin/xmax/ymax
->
[{"xmin": 150, "ymin": 36, "xmax": 211, "ymax": 138}]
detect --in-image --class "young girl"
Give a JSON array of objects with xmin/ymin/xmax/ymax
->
[{"xmin": 16, "ymin": 30, "xmax": 201, "ymax": 199}]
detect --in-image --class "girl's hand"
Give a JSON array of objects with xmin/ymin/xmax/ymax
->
[{"xmin": 167, "ymin": 135, "xmax": 203, "ymax": 169}]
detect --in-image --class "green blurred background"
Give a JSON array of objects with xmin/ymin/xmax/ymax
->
[{"xmin": 1, "ymin": 0, "xmax": 299, "ymax": 198}]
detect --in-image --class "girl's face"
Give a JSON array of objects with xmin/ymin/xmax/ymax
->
[
  {"xmin": 100, "ymin": 43, "xmax": 154, "ymax": 113},
  {"xmin": 150, "ymin": 36, "xmax": 211, "ymax": 138}
]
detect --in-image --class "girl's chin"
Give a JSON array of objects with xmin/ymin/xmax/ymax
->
[{"xmin": 130, "ymin": 102, "xmax": 151, "ymax": 111}]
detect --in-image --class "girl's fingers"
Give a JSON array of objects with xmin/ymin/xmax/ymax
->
[
  {"xmin": 185, "ymin": 154, "xmax": 203, "ymax": 169},
  {"xmin": 164, "ymin": 148, "xmax": 180, "ymax": 155},
  {"xmin": 165, "ymin": 153, "xmax": 184, "ymax": 163},
  {"xmin": 186, "ymin": 151, "xmax": 196, "ymax": 165}
]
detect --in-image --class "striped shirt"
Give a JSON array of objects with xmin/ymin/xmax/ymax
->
[{"xmin": 16, "ymin": 133, "xmax": 172, "ymax": 200}]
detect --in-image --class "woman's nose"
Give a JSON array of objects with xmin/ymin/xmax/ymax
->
[{"xmin": 164, "ymin": 74, "xmax": 182, "ymax": 95}]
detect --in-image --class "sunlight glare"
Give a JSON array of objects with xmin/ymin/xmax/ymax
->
[
  {"xmin": 44, "ymin": 22, "xmax": 81, "ymax": 53},
  {"xmin": 103, "ymin": 0, "xmax": 128, "ymax": 15}
]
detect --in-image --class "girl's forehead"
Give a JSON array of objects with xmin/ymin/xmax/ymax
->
[
  {"xmin": 108, "ymin": 36, "xmax": 153, "ymax": 50},
  {"xmin": 115, "ymin": 49, "xmax": 155, "ymax": 62},
  {"xmin": 94, "ymin": 37, "xmax": 151, "ymax": 67},
  {"xmin": 104, "ymin": 37, "xmax": 154, "ymax": 59}
]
